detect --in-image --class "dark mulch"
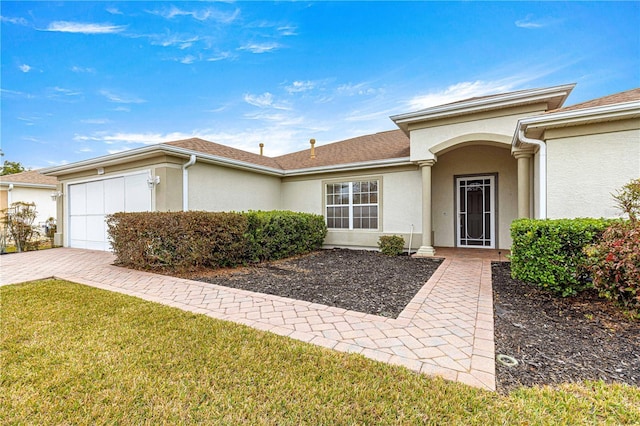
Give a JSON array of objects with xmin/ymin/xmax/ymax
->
[
  {"xmin": 187, "ymin": 249, "xmax": 639, "ymax": 393},
  {"xmin": 492, "ymin": 261, "xmax": 640, "ymax": 393},
  {"xmin": 190, "ymin": 249, "xmax": 443, "ymax": 318}
]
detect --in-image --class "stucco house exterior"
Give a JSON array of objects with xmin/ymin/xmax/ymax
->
[
  {"xmin": 43, "ymin": 84, "xmax": 640, "ymax": 254},
  {"xmin": 0, "ymin": 170, "xmax": 59, "ymax": 231}
]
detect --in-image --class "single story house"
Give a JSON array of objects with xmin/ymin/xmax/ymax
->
[
  {"xmin": 43, "ymin": 84, "xmax": 640, "ymax": 254},
  {"xmin": 0, "ymin": 170, "xmax": 59, "ymax": 232}
]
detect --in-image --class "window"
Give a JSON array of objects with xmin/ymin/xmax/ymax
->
[{"xmin": 326, "ymin": 180, "xmax": 378, "ymax": 229}]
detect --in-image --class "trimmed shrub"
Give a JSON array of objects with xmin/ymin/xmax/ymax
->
[
  {"xmin": 585, "ymin": 222, "xmax": 640, "ymax": 310},
  {"xmin": 510, "ymin": 218, "xmax": 612, "ymax": 296},
  {"xmin": 245, "ymin": 210, "xmax": 327, "ymax": 262},
  {"xmin": 107, "ymin": 210, "xmax": 327, "ymax": 272},
  {"xmin": 378, "ymin": 235, "xmax": 405, "ymax": 256},
  {"xmin": 107, "ymin": 211, "xmax": 250, "ymax": 272}
]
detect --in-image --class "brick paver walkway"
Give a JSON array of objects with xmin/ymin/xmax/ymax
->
[{"xmin": 0, "ymin": 248, "xmax": 496, "ymax": 390}]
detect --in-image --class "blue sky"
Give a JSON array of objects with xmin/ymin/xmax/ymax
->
[{"xmin": 1, "ymin": 1, "xmax": 639, "ymax": 169}]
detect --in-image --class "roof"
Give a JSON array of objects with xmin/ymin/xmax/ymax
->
[
  {"xmin": 548, "ymin": 87, "xmax": 640, "ymax": 113},
  {"xmin": 274, "ymin": 129, "xmax": 409, "ymax": 170},
  {"xmin": 163, "ymin": 138, "xmax": 282, "ymax": 169},
  {"xmin": 162, "ymin": 130, "xmax": 410, "ymax": 172},
  {"xmin": 0, "ymin": 170, "xmax": 58, "ymax": 187}
]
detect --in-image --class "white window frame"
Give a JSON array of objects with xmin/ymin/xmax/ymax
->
[{"xmin": 325, "ymin": 179, "xmax": 380, "ymax": 230}]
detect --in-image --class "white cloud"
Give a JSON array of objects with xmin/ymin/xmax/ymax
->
[
  {"xmin": 71, "ymin": 66, "xmax": 95, "ymax": 73},
  {"xmin": 100, "ymin": 90, "xmax": 146, "ymax": 104},
  {"xmin": 243, "ymin": 92, "xmax": 291, "ymax": 110},
  {"xmin": 45, "ymin": 21, "xmax": 126, "ymax": 34},
  {"xmin": 406, "ymin": 80, "xmax": 520, "ymax": 110},
  {"xmin": 285, "ymin": 80, "xmax": 317, "ymax": 94},
  {"xmin": 113, "ymin": 106, "xmax": 130, "ymax": 112},
  {"xmin": 238, "ymin": 42, "xmax": 281, "ymax": 54},
  {"xmin": 52, "ymin": 86, "xmax": 82, "ymax": 96},
  {"xmin": 337, "ymin": 82, "xmax": 384, "ymax": 97},
  {"xmin": 150, "ymin": 6, "xmax": 240, "ymax": 23},
  {"xmin": 80, "ymin": 118, "xmax": 111, "ymax": 124},
  {"xmin": 244, "ymin": 92, "xmax": 274, "ymax": 108},
  {"xmin": 515, "ymin": 15, "xmax": 562, "ymax": 29},
  {"xmin": 179, "ymin": 55, "xmax": 197, "ymax": 64},
  {"xmin": 151, "ymin": 33, "xmax": 201, "ymax": 48},
  {"xmin": 19, "ymin": 64, "xmax": 32, "ymax": 73},
  {"xmin": 278, "ymin": 25, "xmax": 297, "ymax": 36},
  {"xmin": 207, "ymin": 52, "xmax": 232, "ymax": 62},
  {"xmin": 1, "ymin": 16, "xmax": 29, "ymax": 26},
  {"xmin": 106, "ymin": 7, "xmax": 123, "ymax": 15}
]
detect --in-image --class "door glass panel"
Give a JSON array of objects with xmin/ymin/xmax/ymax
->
[{"xmin": 457, "ymin": 176, "xmax": 494, "ymax": 248}]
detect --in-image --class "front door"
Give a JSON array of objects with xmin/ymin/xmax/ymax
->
[{"xmin": 456, "ymin": 175, "xmax": 495, "ymax": 248}]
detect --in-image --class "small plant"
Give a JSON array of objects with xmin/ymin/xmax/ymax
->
[
  {"xmin": 585, "ymin": 178, "xmax": 640, "ymax": 311},
  {"xmin": 1, "ymin": 201, "xmax": 40, "ymax": 253},
  {"xmin": 378, "ymin": 235, "xmax": 405, "ymax": 256},
  {"xmin": 612, "ymin": 178, "xmax": 640, "ymax": 223}
]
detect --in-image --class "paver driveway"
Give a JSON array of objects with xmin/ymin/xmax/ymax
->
[{"xmin": 0, "ymin": 247, "xmax": 496, "ymax": 390}]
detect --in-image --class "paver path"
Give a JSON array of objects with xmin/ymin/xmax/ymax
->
[{"xmin": 0, "ymin": 248, "xmax": 496, "ymax": 390}]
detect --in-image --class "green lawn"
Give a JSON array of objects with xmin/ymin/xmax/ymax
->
[{"xmin": 1, "ymin": 280, "xmax": 639, "ymax": 425}]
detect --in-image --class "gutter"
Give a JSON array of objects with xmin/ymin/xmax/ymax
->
[
  {"xmin": 182, "ymin": 154, "xmax": 196, "ymax": 211},
  {"xmin": 517, "ymin": 129, "xmax": 547, "ymax": 218}
]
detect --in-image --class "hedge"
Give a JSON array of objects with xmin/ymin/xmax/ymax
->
[
  {"xmin": 106, "ymin": 210, "xmax": 327, "ymax": 272},
  {"xmin": 510, "ymin": 218, "xmax": 613, "ymax": 296},
  {"xmin": 245, "ymin": 210, "xmax": 327, "ymax": 262}
]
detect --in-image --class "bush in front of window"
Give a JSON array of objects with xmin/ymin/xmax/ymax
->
[
  {"xmin": 378, "ymin": 235, "xmax": 405, "ymax": 256},
  {"xmin": 107, "ymin": 210, "xmax": 327, "ymax": 272},
  {"xmin": 245, "ymin": 210, "xmax": 327, "ymax": 262}
]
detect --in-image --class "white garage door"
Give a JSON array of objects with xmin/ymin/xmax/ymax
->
[{"xmin": 68, "ymin": 173, "xmax": 152, "ymax": 250}]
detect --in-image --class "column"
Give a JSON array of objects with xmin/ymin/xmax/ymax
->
[
  {"xmin": 416, "ymin": 160, "xmax": 436, "ymax": 257},
  {"xmin": 514, "ymin": 150, "xmax": 533, "ymax": 218}
]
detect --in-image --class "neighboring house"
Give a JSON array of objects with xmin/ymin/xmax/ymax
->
[
  {"xmin": 0, "ymin": 170, "xmax": 59, "ymax": 233},
  {"xmin": 43, "ymin": 84, "xmax": 640, "ymax": 254}
]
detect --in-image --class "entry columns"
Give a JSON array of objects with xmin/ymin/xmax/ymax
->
[
  {"xmin": 514, "ymin": 150, "xmax": 533, "ymax": 218},
  {"xmin": 416, "ymin": 160, "xmax": 436, "ymax": 257}
]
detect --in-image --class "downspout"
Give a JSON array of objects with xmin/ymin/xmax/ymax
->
[
  {"xmin": 518, "ymin": 130, "xmax": 547, "ymax": 218},
  {"xmin": 7, "ymin": 183, "xmax": 13, "ymax": 205},
  {"xmin": 182, "ymin": 154, "xmax": 196, "ymax": 211}
]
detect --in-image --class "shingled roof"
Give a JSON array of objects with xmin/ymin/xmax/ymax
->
[
  {"xmin": 274, "ymin": 129, "xmax": 409, "ymax": 170},
  {"xmin": 163, "ymin": 138, "xmax": 282, "ymax": 169},
  {"xmin": 549, "ymin": 87, "xmax": 640, "ymax": 113},
  {"xmin": 163, "ymin": 129, "xmax": 410, "ymax": 172},
  {"xmin": 0, "ymin": 170, "xmax": 58, "ymax": 186}
]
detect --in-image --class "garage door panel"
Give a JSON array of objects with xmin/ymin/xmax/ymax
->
[
  {"xmin": 69, "ymin": 184, "xmax": 86, "ymax": 215},
  {"xmin": 86, "ymin": 181, "xmax": 105, "ymax": 214},
  {"xmin": 125, "ymin": 174, "xmax": 152, "ymax": 212},
  {"xmin": 104, "ymin": 177, "xmax": 125, "ymax": 214}
]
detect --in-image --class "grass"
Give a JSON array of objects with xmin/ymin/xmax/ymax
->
[{"xmin": 2, "ymin": 280, "xmax": 639, "ymax": 425}]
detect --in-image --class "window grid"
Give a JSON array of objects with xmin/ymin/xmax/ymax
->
[{"xmin": 326, "ymin": 180, "xmax": 378, "ymax": 230}]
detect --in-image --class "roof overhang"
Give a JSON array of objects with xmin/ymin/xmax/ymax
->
[
  {"xmin": 0, "ymin": 182, "xmax": 57, "ymax": 189},
  {"xmin": 391, "ymin": 83, "xmax": 576, "ymax": 133},
  {"xmin": 513, "ymin": 100, "xmax": 640, "ymax": 147},
  {"xmin": 282, "ymin": 157, "xmax": 413, "ymax": 176},
  {"xmin": 41, "ymin": 144, "xmax": 285, "ymax": 177}
]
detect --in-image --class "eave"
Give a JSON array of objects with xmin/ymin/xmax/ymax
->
[
  {"xmin": 513, "ymin": 100, "xmax": 640, "ymax": 146},
  {"xmin": 391, "ymin": 83, "xmax": 576, "ymax": 133}
]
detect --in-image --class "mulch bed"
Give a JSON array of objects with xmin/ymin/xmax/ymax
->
[
  {"xmin": 190, "ymin": 249, "xmax": 442, "ymax": 318},
  {"xmin": 492, "ymin": 262, "xmax": 640, "ymax": 393},
  {"xmin": 187, "ymin": 249, "xmax": 639, "ymax": 393}
]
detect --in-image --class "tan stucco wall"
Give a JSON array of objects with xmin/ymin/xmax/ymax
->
[
  {"xmin": 409, "ymin": 105, "xmax": 547, "ymax": 162},
  {"xmin": 188, "ymin": 163, "xmax": 281, "ymax": 211},
  {"xmin": 432, "ymin": 144, "xmax": 518, "ymax": 249},
  {"xmin": 281, "ymin": 168, "xmax": 423, "ymax": 250},
  {"xmin": 155, "ymin": 166, "xmax": 183, "ymax": 212},
  {"xmin": 546, "ymin": 126, "xmax": 640, "ymax": 219}
]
